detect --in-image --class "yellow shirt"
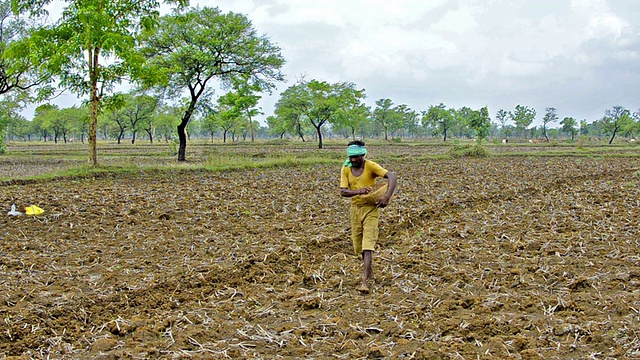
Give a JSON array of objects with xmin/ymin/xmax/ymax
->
[{"xmin": 341, "ymin": 160, "xmax": 388, "ymax": 203}]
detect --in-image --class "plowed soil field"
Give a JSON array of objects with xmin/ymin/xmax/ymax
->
[{"xmin": 2, "ymin": 155, "xmax": 640, "ymax": 359}]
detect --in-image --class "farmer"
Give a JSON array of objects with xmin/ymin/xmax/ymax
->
[{"xmin": 340, "ymin": 140, "xmax": 397, "ymax": 293}]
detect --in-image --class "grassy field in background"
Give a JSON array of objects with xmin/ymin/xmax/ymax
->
[{"xmin": 2, "ymin": 137, "xmax": 639, "ymax": 181}]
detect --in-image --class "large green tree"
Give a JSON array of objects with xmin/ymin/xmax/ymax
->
[
  {"xmin": 272, "ymin": 83, "xmax": 312, "ymax": 142},
  {"xmin": 274, "ymin": 79, "xmax": 364, "ymax": 148},
  {"xmin": 140, "ymin": 6, "xmax": 284, "ymax": 161},
  {"xmin": 1, "ymin": 0, "xmax": 47, "ymax": 152},
  {"xmin": 560, "ymin": 116, "xmax": 577, "ymax": 141},
  {"xmin": 395, "ymin": 104, "xmax": 420, "ymax": 139},
  {"xmin": 423, "ymin": 103, "xmax": 455, "ymax": 142},
  {"xmin": 213, "ymin": 93, "xmax": 244, "ymax": 143},
  {"xmin": 372, "ymin": 99, "xmax": 397, "ymax": 141},
  {"xmin": 119, "ymin": 93, "xmax": 159, "ymax": 144},
  {"xmin": 331, "ymin": 96, "xmax": 369, "ymax": 140},
  {"xmin": 510, "ymin": 105, "xmax": 536, "ymax": 139},
  {"xmin": 12, "ymin": 0, "xmax": 188, "ymax": 165},
  {"xmin": 466, "ymin": 106, "xmax": 491, "ymax": 141},
  {"xmin": 601, "ymin": 106, "xmax": 632, "ymax": 144},
  {"xmin": 266, "ymin": 115, "xmax": 287, "ymax": 139},
  {"xmin": 217, "ymin": 75, "xmax": 262, "ymax": 142},
  {"xmin": 2, "ymin": 0, "xmax": 45, "ymax": 96}
]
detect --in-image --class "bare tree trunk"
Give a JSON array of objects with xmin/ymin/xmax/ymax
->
[
  {"xmin": 177, "ymin": 121, "xmax": 187, "ymax": 161},
  {"xmin": 88, "ymin": 47, "xmax": 100, "ymax": 166},
  {"xmin": 315, "ymin": 126, "xmax": 323, "ymax": 149},
  {"xmin": 609, "ymin": 128, "xmax": 618, "ymax": 144},
  {"xmin": 249, "ymin": 116, "xmax": 255, "ymax": 142}
]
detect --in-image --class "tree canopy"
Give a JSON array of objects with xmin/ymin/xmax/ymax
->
[
  {"xmin": 139, "ymin": 6, "xmax": 285, "ymax": 160},
  {"xmin": 11, "ymin": 0, "xmax": 188, "ymax": 165},
  {"xmin": 274, "ymin": 79, "xmax": 365, "ymax": 149}
]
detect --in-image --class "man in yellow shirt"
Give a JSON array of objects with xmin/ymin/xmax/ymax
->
[{"xmin": 340, "ymin": 140, "xmax": 397, "ymax": 293}]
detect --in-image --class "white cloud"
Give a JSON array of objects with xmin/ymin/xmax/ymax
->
[{"xmin": 22, "ymin": 0, "xmax": 640, "ymax": 125}]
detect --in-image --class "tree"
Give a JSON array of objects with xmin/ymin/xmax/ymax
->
[
  {"xmin": 101, "ymin": 98, "xmax": 129, "ymax": 144},
  {"xmin": 495, "ymin": 109, "xmax": 511, "ymax": 139},
  {"xmin": 0, "ymin": 96, "xmax": 23, "ymax": 152},
  {"xmin": 395, "ymin": 104, "xmax": 420, "ymax": 139},
  {"xmin": 510, "ymin": 105, "xmax": 536, "ymax": 139},
  {"xmin": 273, "ymin": 83, "xmax": 311, "ymax": 142},
  {"xmin": 542, "ymin": 107, "xmax": 558, "ymax": 142},
  {"xmin": 266, "ymin": 115, "xmax": 287, "ymax": 139},
  {"xmin": 32, "ymin": 103, "xmax": 60, "ymax": 141},
  {"xmin": 200, "ymin": 109, "xmax": 219, "ymax": 142},
  {"xmin": 331, "ymin": 95, "xmax": 369, "ymax": 140},
  {"xmin": 422, "ymin": 103, "xmax": 455, "ymax": 142},
  {"xmin": 467, "ymin": 106, "xmax": 491, "ymax": 141},
  {"xmin": 226, "ymin": 75, "xmax": 262, "ymax": 142},
  {"xmin": 560, "ymin": 116, "xmax": 577, "ymax": 141},
  {"xmin": 139, "ymin": 110, "xmax": 158, "ymax": 143},
  {"xmin": 0, "ymin": 0, "xmax": 49, "ymax": 152},
  {"xmin": 2, "ymin": 0, "xmax": 45, "ymax": 96},
  {"xmin": 139, "ymin": 6, "xmax": 284, "ymax": 161},
  {"xmin": 120, "ymin": 93, "xmax": 159, "ymax": 144},
  {"xmin": 155, "ymin": 105, "xmax": 180, "ymax": 142},
  {"xmin": 12, "ymin": 0, "xmax": 188, "ymax": 165},
  {"xmin": 307, "ymin": 80, "xmax": 363, "ymax": 149},
  {"xmin": 372, "ymin": 99, "xmax": 395, "ymax": 141},
  {"xmin": 601, "ymin": 106, "xmax": 632, "ymax": 144},
  {"xmin": 274, "ymin": 79, "xmax": 363, "ymax": 148},
  {"xmin": 215, "ymin": 75, "xmax": 262, "ymax": 142},
  {"xmin": 6, "ymin": 112, "xmax": 29, "ymax": 141},
  {"xmin": 631, "ymin": 110, "xmax": 640, "ymax": 139},
  {"xmin": 580, "ymin": 119, "xmax": 589, "ymax": 136},
  {"xmin": 213, "ymin": 93, "xmax": 244, "ymax": 143},
  {"xmin": 55, "ymin": 106, "xmax": 83, "ymax": 143},
  {"xmin": 72, "ymin": 105, "xmax": 90, "ymax": 143}
]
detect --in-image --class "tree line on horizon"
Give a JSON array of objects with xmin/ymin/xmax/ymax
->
[
  {"xmin": 0, "ymin": 0, "xmax": 638, "ymax": 158},
  {"xmin": 5, "ymin": 97, "xmax": 637, "ymax": 146}
]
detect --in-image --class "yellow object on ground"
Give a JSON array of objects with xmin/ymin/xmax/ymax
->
[{"xmin": 25, "ymin": 205, "xmax": 44, "ymax": 215}]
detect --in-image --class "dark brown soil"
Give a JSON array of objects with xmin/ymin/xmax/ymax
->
[{"xmin": 1, "ymin": 156, "xmax": 640, "ymax": 359}]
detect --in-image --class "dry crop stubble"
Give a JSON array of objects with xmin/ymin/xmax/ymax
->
[{"xmin": 0, "ymin": 157, "xmax": 640, "ymax": 358}]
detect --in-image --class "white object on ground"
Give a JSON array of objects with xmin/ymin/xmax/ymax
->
[{"xmin": 7, "ymin": 204, "xmax": 23, "ymax": 216}]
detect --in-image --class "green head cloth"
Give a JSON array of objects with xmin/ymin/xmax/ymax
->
[{"xmin": 344, "ymin": 145, "xmax": 367, "ymax": 167}]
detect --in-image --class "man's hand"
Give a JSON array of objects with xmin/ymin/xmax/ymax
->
[
  {"xmin": 377, "ymin": 195, "xmax": 390, "ymax": 208},
  {"xmin": 359, "ymin": 187, "xmax": 371, "ymax": 195}
]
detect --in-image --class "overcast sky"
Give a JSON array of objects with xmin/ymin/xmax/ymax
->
[
  {"xmin": 37, "ymin": 0, "xmax": 639, "ymax": 126},
  {"xmin": 199, "ymin": 0, "xmax": 640, "ymax": 126}
]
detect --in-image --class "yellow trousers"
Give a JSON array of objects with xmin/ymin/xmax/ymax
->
[{"xmin": 350, "ymin": 204, "xmax": 380, "ymax": 255}]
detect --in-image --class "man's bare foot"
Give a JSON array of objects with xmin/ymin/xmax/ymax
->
[
  {"xmin": 366, "ymin": 268, "xmax": 374, "ymax": 284},
  {"xmin": 357, "ymin": 282, "xmax": 370, "ymax": 294}
]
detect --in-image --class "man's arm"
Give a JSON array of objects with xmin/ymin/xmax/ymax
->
[
  {"xmin": 341, "ymin": 187, "xmax": 371, "ymax": 198},
  {"xmin": 377, "ymin": 171, "xmax": 397, "ymax": 207},
  {"xmin": 340, "ymin": 166, "xmax": 371, "ymax": 198}
]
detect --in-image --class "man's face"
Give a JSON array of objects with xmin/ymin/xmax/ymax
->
[{"xmin": 349, "ymin": 155, "xmax": 365, "ymax": 168}]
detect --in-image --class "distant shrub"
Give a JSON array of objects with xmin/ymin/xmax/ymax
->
[
  {"xmin": 267, "ymin": 138, "xmax": 291, "ymax": 145},
  {"xmin": 577, "ymin": 135, "xmax": 587, "ymax": 149},
  {"xmin": 391, "ymin": 137, "xmax": 402, "ymax": 143},
  {"xmin": 448, "ymin": 144, "xmax": 491, "ymax": 158}
]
